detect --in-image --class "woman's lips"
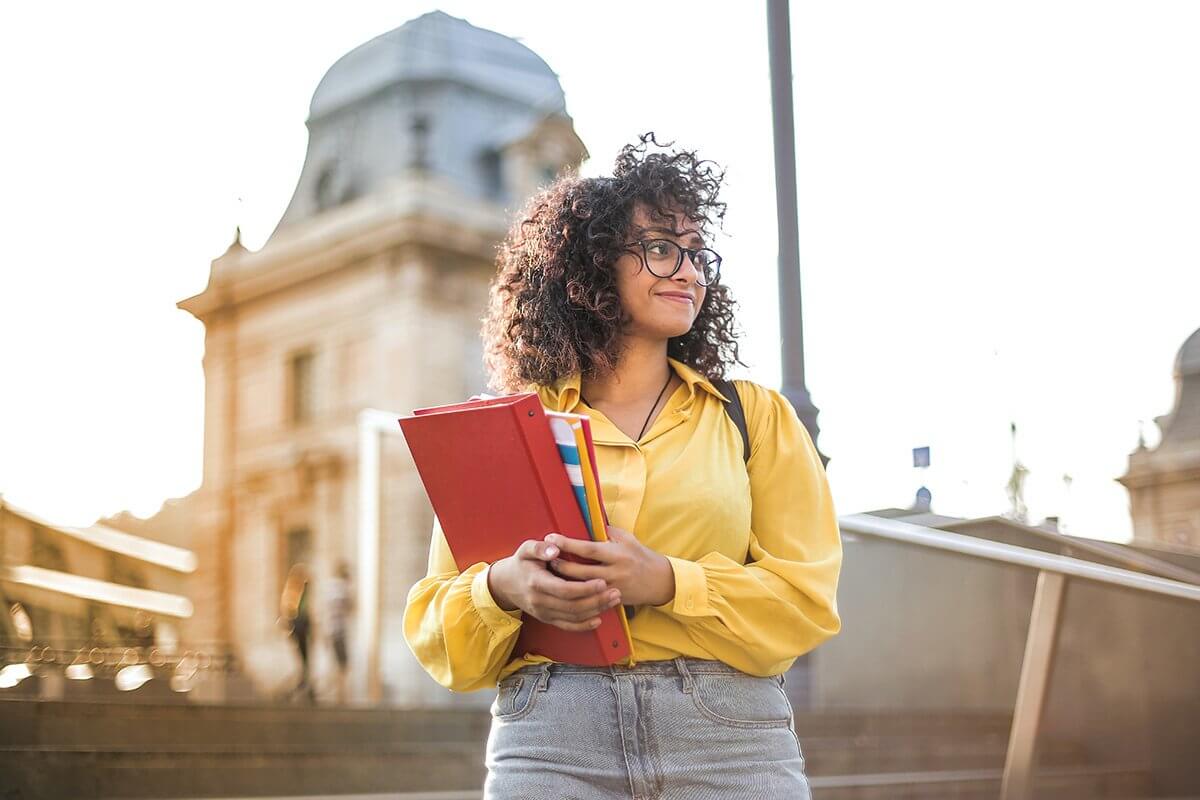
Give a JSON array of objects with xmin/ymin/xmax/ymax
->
[{"xmin": 658, "ymin": 293, "xmax": 694, "ymax": 305}]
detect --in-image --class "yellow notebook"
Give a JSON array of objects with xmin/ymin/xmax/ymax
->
[
  {"xmin": 572, "ymin": 416, "xmax": 634, "ymax": 663},
  {"xmin": 572, "ymin": 422, "xmax": 608, "ymax": 542}
]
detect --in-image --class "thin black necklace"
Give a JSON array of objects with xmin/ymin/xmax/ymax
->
[{"xmin": 581, "ymin": 370, "xmax": 673, "ymax": 442}]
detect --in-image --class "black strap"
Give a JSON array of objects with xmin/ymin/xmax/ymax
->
[{"xmin": 711, "ymin": 378, "xmax": 751, "ymax": 465}]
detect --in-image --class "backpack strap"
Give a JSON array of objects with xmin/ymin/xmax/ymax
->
[{"xmin": 711, "ymin": 378, "xmax": 751, "ymax": 466}]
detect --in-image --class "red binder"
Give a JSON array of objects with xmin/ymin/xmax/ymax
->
[{"xmin": 398, "ymin": 392, "xmax": 631, "ymax": 666}]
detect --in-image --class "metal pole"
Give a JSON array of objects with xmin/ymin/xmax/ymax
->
[
  {"xmin": 1000, "ymin": 570, "xmax": 1067, "ymax": 800},
  {"xmin": 767, "ymin": 0, "xmax": 827, "ymax": 465}
]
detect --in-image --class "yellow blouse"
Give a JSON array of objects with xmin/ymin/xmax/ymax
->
[{"xmin": 403, "ymin": 358, "xmax": 842, "ymax": 692}]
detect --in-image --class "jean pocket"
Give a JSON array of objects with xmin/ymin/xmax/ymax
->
[
  {"xmin": 491, "ymin": 674, "xmax": 539, "ymax": 721},
  {"xmin": 688, "ymin": 673, "xmax": 793, "ymax": 729}
]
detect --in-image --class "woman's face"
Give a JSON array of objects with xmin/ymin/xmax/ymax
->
[{"xmin": 612, "ymin": 205, "xmax": 707, "ymax": 342}]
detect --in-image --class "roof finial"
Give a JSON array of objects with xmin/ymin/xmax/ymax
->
[{"xmin": 1006, "ymin": 421, "xmax": 1029, "ymax": 523}]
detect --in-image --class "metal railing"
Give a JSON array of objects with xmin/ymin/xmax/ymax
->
[{"xmin": 838, "ymin": 513, "xmax": 1200, "ymax": 800}]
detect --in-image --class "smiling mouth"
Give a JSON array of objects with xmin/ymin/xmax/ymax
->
[{"xmin": 658, "ymin": 294, "xmax": 694, "ymax": 304}]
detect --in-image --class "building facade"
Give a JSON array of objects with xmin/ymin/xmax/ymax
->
[
  {"xmin": 165, "ymin": 12, "xmax": 585, "ymax": 704},
  {"xmin": 1120, "ymin": 326, "xmax": 1200, "ymax": 552}
]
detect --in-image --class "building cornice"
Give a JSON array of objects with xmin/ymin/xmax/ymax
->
[{"xmin": 179, "ymin": 173, "xmax": 508, "ymax": 323}]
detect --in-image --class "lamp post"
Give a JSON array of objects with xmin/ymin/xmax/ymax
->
[{"xmin": 767, "ymin": 0, "xmax": 827, "ymax": 466}]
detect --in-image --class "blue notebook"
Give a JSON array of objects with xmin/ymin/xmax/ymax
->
[{"xmin": 547, "ymin": 413, "xmax": 594, "ymax": 538}]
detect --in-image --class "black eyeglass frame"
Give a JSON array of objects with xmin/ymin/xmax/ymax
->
[{"xmin": 621, "ymin": 239, "xmax": 723, "ymax": 286}]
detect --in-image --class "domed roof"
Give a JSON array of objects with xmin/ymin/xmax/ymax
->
[
  {"xmin": 309, "ymin": 11, "xmax": 566, "ymax": 120},
  {"xmin": 1176, "ymin": 326, "xmax": 1200, "ymax": 377}
]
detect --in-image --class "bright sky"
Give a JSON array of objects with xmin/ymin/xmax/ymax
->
[{"xmin": 2, "ymin": 2, "xmax": 1198, "ymax": 543}]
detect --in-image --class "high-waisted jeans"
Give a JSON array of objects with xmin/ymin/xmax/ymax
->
[{"xmin": 484, "ymin": 657, "xmax": 811, "ymax": 799}]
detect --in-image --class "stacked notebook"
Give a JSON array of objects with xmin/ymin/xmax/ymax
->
[{"xmin": 398, "ymin": 393, "xmax": 633, "ymax": 666}]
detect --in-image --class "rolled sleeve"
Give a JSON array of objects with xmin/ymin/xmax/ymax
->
[{"xmin": 402, "ymin": 517, "xmax": 525, "ymax": 692}]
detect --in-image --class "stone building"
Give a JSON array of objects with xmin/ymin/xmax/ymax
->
[
  {"xmin": 0, "ymin": 499, "xmax": 201, "ymax": 699},
  {"xmin": 139, "ymin": 11, "xmax": 585, "ymax": 703},
  {"xmin": 1120, "ymin": 326, "xmax": 1200, "ymax": 552}
]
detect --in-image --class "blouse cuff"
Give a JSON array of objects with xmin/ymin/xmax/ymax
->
[
  {"xmin": 470, "ymin": 564, "xmax": 524, "ymax": 634},
  {"xmin": 655, "ymin": 556, "xmax": 713, "ymax": 617}
]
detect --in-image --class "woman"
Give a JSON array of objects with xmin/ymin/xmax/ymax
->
[
  {"xmin": 404, "ymin": 134, "xmax": 841, "ymax": 799},
  {"xmin": 279, "ymin": 563, "xmax": 314, "ymax": 703}
]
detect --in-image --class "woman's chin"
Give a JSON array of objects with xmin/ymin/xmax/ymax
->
[
  {"xmin": 660, "ymin": 322, "xmax": 697, "ymax": 340},
  {"xmin": 626, "ymin": 316, "xmax": 697, "ymax": 342}
]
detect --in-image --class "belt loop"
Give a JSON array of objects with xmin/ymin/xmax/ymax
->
[
  {"xmin": 536, "ymin": 662, "xmax": 552, "ymax": 692},
  {"xmin": 674, "ymin": 657, "xmax": 695, "ymax": 694}
]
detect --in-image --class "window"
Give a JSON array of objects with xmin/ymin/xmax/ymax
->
[
  {"xmin": 480, "ymin": 150, "xmax": 504, "ymax": 199},
  {"xmin": 31, "ymin": 528, "xmax": 67, "ymax": 572},
  {"xmin": 288, "ymin": 351, "xmax": 316, "ymax": 425},
  {"xmin": 109, "ymin": 553, "xmax": 147, "ymax": 589},
  {"xmin": 281, "ymin": 527, "xmax": 312, "ymax": 597}
]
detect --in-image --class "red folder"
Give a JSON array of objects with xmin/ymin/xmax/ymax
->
[{"xmin": 398, "ymin": 392, "xmax": 631, "ymax": 666}]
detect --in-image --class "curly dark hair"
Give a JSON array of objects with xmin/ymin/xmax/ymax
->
[{"xmin": 482, "ymin": 133, "xmax": 744, "ymax": 392}]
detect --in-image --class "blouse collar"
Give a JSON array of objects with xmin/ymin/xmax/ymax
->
[{"xmin": 535, "ymin": 357, "xmax": 730, "ymax": 412}]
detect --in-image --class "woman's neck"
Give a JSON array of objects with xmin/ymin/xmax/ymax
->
[{"xmin": 581, "ymin": 338, "xmax": 673, "ymax": 407}]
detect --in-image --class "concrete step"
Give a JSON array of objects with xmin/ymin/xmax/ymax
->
[
  {"xmin": 810, "ymin": 765, "xmax": 1155, "ymax": 800},
  {"xmin": 0, "ymin": 698, "xmax": 491, "ymax": 749},
  {"xmin": 0, "ymin": 750, "xmax": 1156, "ymax": 800},
  {"xmin": 0, "ymin": 698, "xmax": 1149, "ymax": 799},
  {"xmin": 800, "ymin": 732, "xmax": 1088, "ymax": 775},
  {"xmin": 0, "ymin": 746, "xmax": 488, "ymax": 798},
  {"xmin": 1, "ymin": 697, "xmax": 1014, "ymax": 747},
  {"xmin": 793, "ymin": 708, "xmax": 1013, "ymax": 738}
]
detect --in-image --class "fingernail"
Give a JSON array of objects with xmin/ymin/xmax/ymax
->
[
  {"xmin": 546, "ymin": 546, "xmax": 558, "ymax": 558},
  {"xmin": 590, "ymin": 619, "xmax": 601, "ymax": 628},
  {"xmin": 608, "ymin": 591, "xmax": 620, "ymax": 603}
]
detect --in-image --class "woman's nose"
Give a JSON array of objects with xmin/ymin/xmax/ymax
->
[{"xmin": 675, "ymin": 251, "xmax": 701, "ymax": 282}]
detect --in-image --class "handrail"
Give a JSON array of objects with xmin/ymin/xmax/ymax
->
[
  {"xmin": 839, "ymin": 513, "xmax": 1200, "ymax": 603},
  {"xmin": 838, "ymin": 512, "xmax": 1200, "ymax": 800}
]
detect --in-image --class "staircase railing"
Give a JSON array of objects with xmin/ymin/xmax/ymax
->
[{"xmin": 838, "ymin": 513, "xmax": 1200, "ymax": 800}]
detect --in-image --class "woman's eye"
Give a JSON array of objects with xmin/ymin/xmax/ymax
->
[{"xmin": 646, "ymin": 242, "xmax": 672, "ymax": 258}]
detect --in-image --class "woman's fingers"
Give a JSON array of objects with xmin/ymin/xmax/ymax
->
[
  {"xmin": 529, "ymin": 577, "xmax": 621, "ymax": 623},
  {"xmin": 532, "ymin": 571, "xmax": 607, "ymax": 600},
  {"xmin": 548, "ymin": 559, "xmax": 607, "ymax": 581},
  {"xmin": 544, "ymin": 533, "xmax": 611, "ymax": 563},
  {"xmin": 535, "ymin": 594, "xmax": 620, "ymax": 624},
  {"xmin": 516, "ymin": 538, "xmax": 560, "ymax": 563},
  {"xmin": 506, "ymin": 538, "xmax": 625, "ymax": 625}
]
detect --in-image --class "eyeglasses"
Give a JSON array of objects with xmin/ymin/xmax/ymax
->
[{"xmin": 622, "ymin": 239, "xmax": 722, "ymax": 286}]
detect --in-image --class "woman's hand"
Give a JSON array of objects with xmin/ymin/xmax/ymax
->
[
  {"xmin": 544, "ymin": 527, "xmax": 675, "ymax": 608},
  {"xmin": 487, "ymin": 539, "xmax": 623, "ymax": 632}
]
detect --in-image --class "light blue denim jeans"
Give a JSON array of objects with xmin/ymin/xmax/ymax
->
[{"xmin": 484, "ymin": 657, "xmax": 811, "ymax": 799}]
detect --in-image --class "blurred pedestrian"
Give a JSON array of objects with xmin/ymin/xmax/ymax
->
[
  {"xmin": 327, "ymin": 561, "xmax": 354, "ymax": 704},
  {"xmin": 279, "ymin": 563, "xmax": 314, "ymax": 703}
]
